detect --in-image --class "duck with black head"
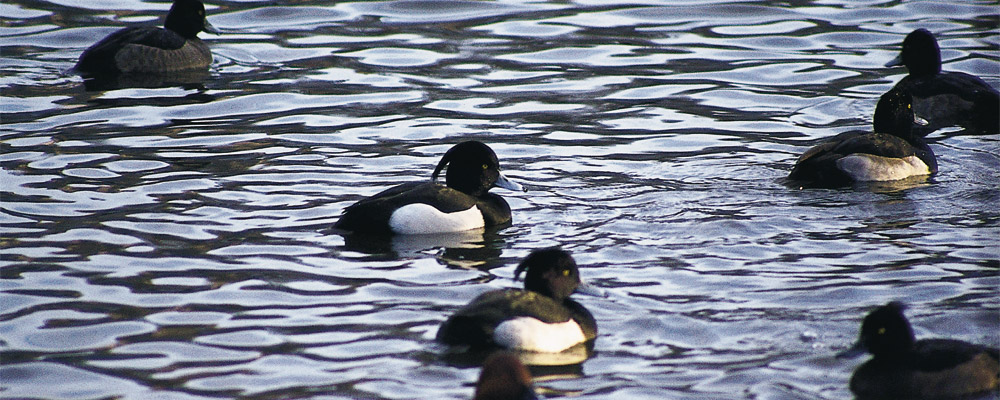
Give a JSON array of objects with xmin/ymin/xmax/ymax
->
[
  {"xmin": 335, "ymin": 140, "xmax": 524, "ymax": 235},
  {"xmin": 76, "ymin": 0, "xmax": 219, "ymax": 75},
  {"xmin": 838, "ymin": 302, "xmax": 999, "ymax": 400},
  {"xmin": 437, "ymin": 247, "xmax": 598, "ymax": 354},
  {"xmin": 885, "ymin": 28, "xmax": 999, "ymax": 135},
  {"xmin": 788, "ymin": 90, "xmax": 936, "ymax": 188}
]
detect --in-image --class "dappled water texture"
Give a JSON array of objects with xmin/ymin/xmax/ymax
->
[{"xmin": 2, "ymin": 0, "xmax": 999, "ymax": 399}]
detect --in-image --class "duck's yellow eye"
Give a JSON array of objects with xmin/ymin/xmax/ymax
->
[
  {"xmin": 562, "ymin": 270, "xmax": 570, "ymax": 276},
  {"xmin": 482, "ymin": 164, "xmax": 488, "ymax": 170},
  {"xmin": 878, "ymin": 327, "xmax": 886, "ymax": 335}
]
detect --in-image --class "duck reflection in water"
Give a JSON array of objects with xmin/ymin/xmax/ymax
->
[
  {"xmin": 474, "ymin": 352, "xmax": 538, "ymax": 400},
  {"xmin": 340, "ymin": 228, "xmax": 505, "ymax": 271}
]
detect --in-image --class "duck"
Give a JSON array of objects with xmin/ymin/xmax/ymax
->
[
  {"xmin": 334, "ymin": 140, "xmax": 524, "ymax": 235},
  {"xmin": 75, "ymin": 0, "xmax": 218, "ymax": 75},
  {"xmin": 437, "ymin": 247, "xmax": 597, "ymax": 353},
  {"xmin": 885, "ymin": 28, "xmax": 999, "ymax": 135},
  {"xmin": 787, "ymin": 89, "xmax": 935, "ymax": 187},
  {"xmin": 474, "ymin": 352, "xmax": 538, "ymax": 400},
  {"xmin": 838, "ymin": 302, "xmax": 999, "ymax": 400}
]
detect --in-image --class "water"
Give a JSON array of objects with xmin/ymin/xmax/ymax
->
[{"xmin": 2, "ymin": 0, "xmax": 999, "ymax": 399}]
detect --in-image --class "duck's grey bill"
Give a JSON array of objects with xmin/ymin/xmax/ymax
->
[
  {"xmin": 835, "ymin": 342, "xmax": 866, "ymax": 359},
  {"xmin": 496, "ymin": 173, "xmax": 525, "ymax": 192},
  {"xmin": 204, "ymin": 20, "xmax": 222, "ymax": 34},
  {"xmin": 574, "ymin": 282, "xmax": 607, "ymax": 298},
  {"xmin": 885, "ymin": 53, "xmax": 903, "ymax": 68}
]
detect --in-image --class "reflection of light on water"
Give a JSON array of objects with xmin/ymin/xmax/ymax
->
[
  {"xmin": 518, "ymin": 342, "xmax": 591, "ymax": 367},
  {"xmin": 390, "ymin": 229, "xmax": 486, "ymax": 252},
  {"xmin": 341, "ymin": 228, "xmax": 506, "ymax": 270},
  {"xmin": 857, "ymin": 175, "xmax": 933, "ymax": 194},
  {"xmin": 392, "ymin": 229, "xmax": 495, "ymax": 270},
  {"xmin": 2, "ymin": 1, "xmax": 997, "ymax": 399}
]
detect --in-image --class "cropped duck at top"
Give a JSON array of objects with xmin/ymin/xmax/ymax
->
[
  {"xmin": 474, "ymin": 352, "xmax": 537, "ymax": 400},
  {"xmin": 437, "ymin": 247, "xmax": 597, "ymax": 353},
  {"xmin": 76, "ymin": 0, "xmax": 219, "ymax": 75},
  {"xmin": 885, "ymin": 28, "xmax": 999, "ymax": 135},
  {"xmin": 334, "ymin": 140, "xmax": 524, "ymax": 235},
  {"xmin": 838, "ymin": 302, "xmax": 999, "ymax": 400},
  {"xmin": 788, "ymin": 90, "xmax": 936, "ymax": 187}
]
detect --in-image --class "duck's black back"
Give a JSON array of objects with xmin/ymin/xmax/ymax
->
[
  {"xmin": 334, "ymin": 182, "xmax": 477, "ymax": 234},
  {"xmin": 895, "ymin": 73, "xmax": 1000, "ymax": 135},
  {"xmin": 77, "ymin": 27, "xmax": 187, "ymax": 73},
  {"xmin": 851, "ymin": 339, "xmax": 999, "ymax": 399},
  {"xmin": 437, "ymin": 290, "xmax": 580, "ymax": 347},
  {"xmin": 908, "ymin": 339, "xmax": 999, "ymax": 372},
  {"xmin": 788, "ymin": 131, "xmax": 936, "ymax": 187}
]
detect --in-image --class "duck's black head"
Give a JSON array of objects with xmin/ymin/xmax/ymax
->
[
  {"xmin": 514, "ymin": 247, "xmax": 581, "ymax": 302},
  {"xmin": 873, "ymin": 90, "xmax": 921, "ymax": 141},
  {"xmin": 856, "ymin": 302, "xmax": 917, "ymax": 358},
  {"xmin": 889, "ymin": 28, "xmax": 942, "ymax": 77},
  {"xmin": 165, "ymin": 0, "xmax": 216, "ymax": 38},
  {"xmin": 432, "ymin": 141, "xmax": 519, "ymax": 197}
]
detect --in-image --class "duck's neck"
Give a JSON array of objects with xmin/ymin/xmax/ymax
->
[{"xmin": 907, "ymin": 56, "xmax": 941, "ymax": 77}]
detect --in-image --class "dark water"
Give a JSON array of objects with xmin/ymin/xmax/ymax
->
[{"xmin": 2, "ymin": 1, "xmax": 999, "ymax": 399}]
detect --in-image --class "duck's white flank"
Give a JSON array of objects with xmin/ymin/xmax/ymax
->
[
  {"xmin": 493, "ymin": 317, "xmax": 586, "ymax": 353},
  {"xmin": 837, "ymin": 154, "xmax": 930, "ymax": 181},
  {"xmin": 388, "ymin": 203, "xmax": 484, "ymax": 234}
]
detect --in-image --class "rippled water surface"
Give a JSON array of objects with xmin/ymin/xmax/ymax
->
[{"xmin": 2, "ymin": 0, "xmax": 999, "ymax": 399}]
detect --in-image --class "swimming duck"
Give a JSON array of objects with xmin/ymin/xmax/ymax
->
[
  {"xmin": 76, "ymin": 0, "xmax": 218, "ymax": 75},
  {"xmin": 335, "ymin": 140, "xmax": 523, "ymax": 235},
  {"xmin": 437, "ymin": 247, "xmax": 597, "ymax": 353},
  {"xmin": 474, "ymin": 352, "xmax": 538, "ymax": 400},
  {"xmin": 788, "ymin": 90, "xmax": 935, "ymax": 187},
  {"xmin": 885, "ymin": 28, "xmax": 999, "ymax": 134},
  {"xmin": 838, "ymin": 302, "xmax": 999, "ymax": 400}
]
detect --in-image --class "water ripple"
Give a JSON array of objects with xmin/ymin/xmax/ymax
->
[{"xmin": 1, "ymin": 1, "xmax": 997, "ymax": 399}]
